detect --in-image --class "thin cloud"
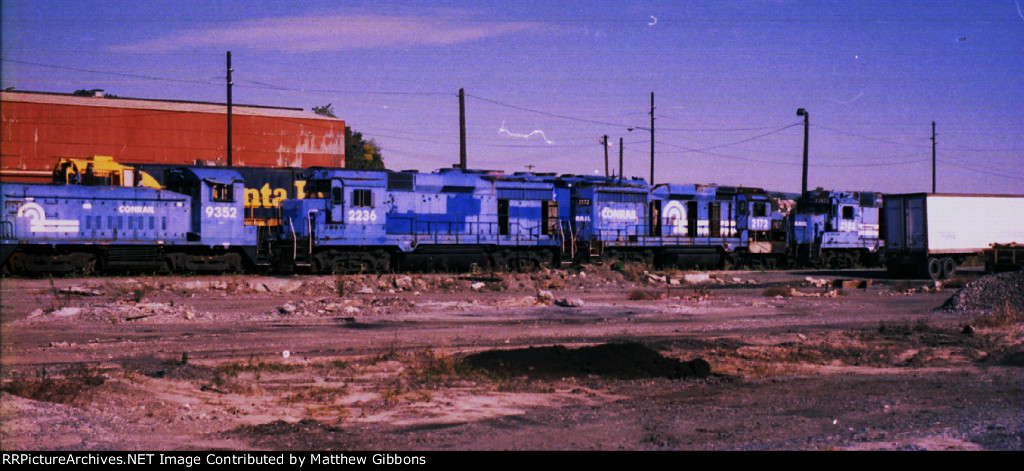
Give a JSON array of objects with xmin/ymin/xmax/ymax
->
[{"xmin": 110, "ymin": 14, "xmax": 552, "ymax": 52}]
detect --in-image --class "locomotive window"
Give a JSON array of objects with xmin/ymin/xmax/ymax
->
[
  {"xmin": 353, "ymin": 189, "xmax": 373, "ymax": 207},
  {"xmin": 542, "ymin": 201, "xmax": 558, "ymax": 235},
  {"xmin": 331, "ymin": 187, "xmax": 343, "ymax": 205},
  {"xmin": 388, "ymin": 173, "xmax": 415, "ymax": 191},
  {"xmin": 753, "ymin": 202, "xmax": 768, "ymax": 217},
  {"xmin": 211, "ymin": 183, "xmax": 234, "ymax": 202},
  {"xmin": 842, "ymin": 206, "xmax": 855, "ymax": 220},
  {"xmin": 859, "ymin": 192, "xmax": 877, "ymax": 208}
]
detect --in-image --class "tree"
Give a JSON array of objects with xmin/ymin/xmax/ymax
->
[
  {"xmin": 313, "ymin": 104, "xmax": 385, "ymax": 170},
  {"xmin": 72, "ymin": 89, "xmax": 118, "ymax": 98},
  {"xmin": 312, "ymin": 103, "xmax": 336, "ymax": 117},
  {"xmin": 345, "ymin": 126, "xmax": 385, "ymax": 170}
]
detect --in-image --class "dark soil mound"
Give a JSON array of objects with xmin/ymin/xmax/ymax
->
[
  {"xmin": 223, "ymin": 419, "xmax": 351, "ymax": 450},
  {"xmin": 462, "ymin": 342, "xmax": 711, "ymax": 379},
  {"xmin": 939, "ymin": 271, "xmax": 1024, "ymax": 312}
]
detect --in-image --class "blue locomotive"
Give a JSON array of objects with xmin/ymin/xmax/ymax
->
[
  {"xmin": 1, "ymin": 167, "xmax": 262, "ymax": 274},
  {"xmin": 544, "ymin": 174, "xmax": 788, "ymax": 269},
  {"xmin": 275, "ymin": 167, "xmax": 561, "ymax": 273},
  {"xmin": 790, "ymin": 190, "xmax": 883, "ymax": 268},
  {"xmin": 1, "ymin": 160, "xmax": 884, "ymax": 275}
]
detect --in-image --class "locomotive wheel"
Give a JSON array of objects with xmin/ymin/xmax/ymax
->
[
  {"xmin": 68, "ymin": 252, "xmax": 97, "ymax": 275},
  {"xmin": 370, "ymin": 250, "xmax": 391, "ymax": 272},
  {"xmin": 5, "ymin": 252, "xmax": 26, "ymax": 274},
  {"xmin": 0, "ymin": 257, "xmax": 14, "ymax": 276},
  {"xmin": 508, "ymin": 253, "xmax": 537, "ymax": 272},
  {"xmin": 311, "ymin": 253, "xmax": 330, "ymax": 274},
  {"xmin": 165, "ymin": 253, "xmax": 187, "ymax": 272},
  {"xmin": 489, "ymin": 251, "xmax": 509, "ymax": 272},
  {"xmin": 224, "ymin": 253, "xmax": 243, "ymax": 273}
]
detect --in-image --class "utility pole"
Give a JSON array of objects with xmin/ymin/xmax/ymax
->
[
  {"xmin": 797, "ymin": 108, "xmax": 809, "ymax": 194},
  {"xmin": 619, "ymin": 137, "xmax": 624, "ymax": 180},
  {"xmin": 602, "ymin": 135, "xmax": 609, "ymax": 178},
  {"xmin": 226, "ymin": 51, "xmax": 233, "ymax": 167},
  {"xmin": 931, "ymin": 121, "xmax": 937, "ymax": 193},
  {"xmin": 649, "ymin": 92, "xmax": 655, "ymax": 184},
  {"xmin": 459, "ymin": 88, "xmax": 467, "ymax": 170}
]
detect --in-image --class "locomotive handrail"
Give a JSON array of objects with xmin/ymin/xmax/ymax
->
[
  {"xmin": 394, "ymin": 217, "xmax": 554, "ymax": 247},
  {"xmin": 0, "ymin": 220, "xmax": 13, "ymax": 239},
  {"xmin": 594, "ymin": 225, "xmax": 743, "ymax": 247}
]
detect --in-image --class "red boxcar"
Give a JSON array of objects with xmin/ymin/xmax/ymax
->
[{"xmin": 1, "ymin": 90, "xmax": 345, "ymax": 182}]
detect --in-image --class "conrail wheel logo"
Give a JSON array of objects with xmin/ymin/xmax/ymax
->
[
  {"xmin": 16, "ymin": 202, "xmax": 45, "ymax": 220},
  {"xmin": 663, "ymin": 201, "xmax": 687, "ymax": 235},
  {"xmin": 17, "ymin": 202, "xmax": 80, "ymax": 234}
]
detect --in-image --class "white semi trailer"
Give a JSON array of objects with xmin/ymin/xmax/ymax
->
[{"xmin": 882, "ymin": 193, "xmax": 1024, "ymax": 279}]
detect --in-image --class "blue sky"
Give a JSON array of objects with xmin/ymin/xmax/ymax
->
[{"xmin": 3, "ymin": 0, "xmax": 1022, "ymax": 194}]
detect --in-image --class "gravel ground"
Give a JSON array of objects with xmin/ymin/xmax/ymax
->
[
  {"xmin": 939, "ymin": 271, "xmax": 1024, "ymax": 312},
  {"xmin": 1, "ymin": 268, "xmax": 1021, "ymax": 451}
]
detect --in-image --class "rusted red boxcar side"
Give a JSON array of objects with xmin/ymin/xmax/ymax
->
[{"xmin": 1, "ymin": 91, "xmax": 345, "ymax": 182}]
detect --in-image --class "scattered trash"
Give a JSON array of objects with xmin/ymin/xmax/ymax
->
[
  {"xmin": 805, "ymin": 277, "xmax": 829, "ymax": 288},
  {"xmin": 832, "ymin": 279, "xmax": 872, "ymax": 290},
  {"xmin": 51, "ymin": 307, "xmax": 83, "ymax": 317},
  {"xmin": 682, "ymin": 273, "xmax": 711, "ymax": 284},
  {"xmin": 58, "ymin": 286, "xmax": 104, "ymax": 296},
  {"xmin": 554, "ymin": 298, "xmax": 585, "ymax": 307}
]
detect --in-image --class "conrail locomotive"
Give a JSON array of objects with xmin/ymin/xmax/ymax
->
[{"xmin": 1, "ymin": 157, "xmax": 885, "ymax": 276}]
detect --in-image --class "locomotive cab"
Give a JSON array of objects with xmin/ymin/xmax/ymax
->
[
  {"xmin": 791, "ymin": 190, "xmax": 883, "ymax": 268},
  {"xmin": 278, "ymin": 169, "xmax": 390, "ymax": 273},
  {"xmin": 162, "ymin": 168, "xmax": 258, "ymax": 271}
]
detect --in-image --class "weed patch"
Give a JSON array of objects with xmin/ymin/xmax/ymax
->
[
  {"xmin": 972, "ymin": 301, "xmax": 1024, "ymax": 328},
  {"xmin": 762, "ymin": 286, "xmax": 793, "ymax": 297},
  {"xmin": 2, "ymin": 364, "xmax": 106, "ymax": 403},
  {"xmin": 628, "ymin": 289, "xmax": 664, "ymax": 301},
  {"xmin": 281, "ymin": 386, "xmax": 349, "ymax": 405}
]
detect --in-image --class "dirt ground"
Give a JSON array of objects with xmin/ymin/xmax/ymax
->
[{"xmin": 1, "ymin": 266, "xmax": 1021, "ymax": 451}]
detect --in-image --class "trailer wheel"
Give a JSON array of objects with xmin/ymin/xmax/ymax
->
[
  {"xmin": 927, "ymin": 257, "xmax": 943, "ymax": 280},
  {"xmin": 941, "ymin": 258, "xmax": 957, "ymax": 279}
]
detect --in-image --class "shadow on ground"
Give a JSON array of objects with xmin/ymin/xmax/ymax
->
[{"xmin": 462, "ymin": 342, "xmax": 711, "ymax": 380}]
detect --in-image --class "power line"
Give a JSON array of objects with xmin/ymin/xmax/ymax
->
[
  {"xmin": 939, "ymin": 158, "xmax": 1024, "ymax": 182},
  {"xmin": 691, "ymin": 122, "xmax": 803, "ymax": 151},
  {"xmin": 465, "ymin": 93, "xmax": 632, "ymax": 128},
  {"xmin": 2, "ymin": 58, "xmax": 220, "ymax": 85}
]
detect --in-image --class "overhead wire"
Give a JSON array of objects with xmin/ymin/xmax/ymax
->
[{"xmin": 4, "ymin": 58, "xmax": 1020, "ymax": 181}]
